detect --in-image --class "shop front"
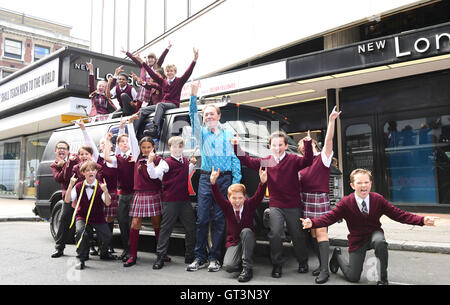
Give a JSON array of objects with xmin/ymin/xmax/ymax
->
[{"xmin": 0, "ymin": 47, "xmax": 140, "ymax": 199}]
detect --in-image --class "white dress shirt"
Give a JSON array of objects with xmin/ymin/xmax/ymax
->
[{"xmin": 354, "ymin": 193, "xmax": 370, "ymax": 214}]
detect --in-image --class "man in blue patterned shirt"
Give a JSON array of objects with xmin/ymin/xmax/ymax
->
[{"xmin": 187, "ymin": 82, "xmax": 241, "ymax": 272}]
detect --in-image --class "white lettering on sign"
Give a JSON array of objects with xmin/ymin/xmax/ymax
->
[
  {"xmin": 0, "ymin": 58, "xmax": 59, "ymax": 111},
  {"xmin": 358, "ymin": 40, "xmax": 386, "ymax": 54}
]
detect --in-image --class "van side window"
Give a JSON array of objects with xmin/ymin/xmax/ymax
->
[{"xmin": 167, "ymin": 114, "xmax": 198, "ymax": 155}]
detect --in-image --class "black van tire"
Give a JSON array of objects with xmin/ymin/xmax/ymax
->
[{"xmin": 50, "ymin": 200, "xmax": 75, "ymax": 244}]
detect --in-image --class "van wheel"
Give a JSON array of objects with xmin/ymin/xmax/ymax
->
[{"xmin": 50, "ymin": 200, "xmax": 75, "ymax": 244}]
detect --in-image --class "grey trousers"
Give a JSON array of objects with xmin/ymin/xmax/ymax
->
[
  {"xmin": 117, "ymin": 193, "xmax": 133, "ymax": 252},
  {"xmin": 223, "ymin": 228, "xmax": 256, "ymax": 272},
  {"xmin": 337, "ymin": 230, "xmax": 388, "ymax": 283},
  {"xmin": 267, "ymin": 207, "xmax": 309, "ymax": 265},
  {"xmin": 75, "ymin": 220, "xmax": 112, "ymax": 261},
  {"xmin": 156, "ymin": 201, "xmax": 196, "ymax": 258}
]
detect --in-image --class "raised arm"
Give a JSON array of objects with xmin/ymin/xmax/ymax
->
[
  {"xmin": 127, "ymin": 116, "xmax": 140, "ymax": 159},
  {"xmin": 179, "ymin": 48, "xmax": 198, "ymax": 84},
  {"xmin": 210, "ymin": 168, "xmax": 231, "ymax": 212},
  {"xmin": 156, "ymin": 42, "xmax": 171, "ymax": 67},
  {"xmin": 189, "ymin": 84, "xmax": 203, "ymax": 144},
  {"xmin": 247, "ymin": 167, "xmax": 268, "ymax": 209},
  {"xmin": 87, "ymin": 59, "xmax": 96, "ymax": 95},
  {"xmin": 77, "ymin": 119, "xmax": 99, "ymax": 162},
  {"xmin": 323, "ymin": 106, "xmax": 341, "ymax": 159},
  {"xmin": 232, "ymin": 142, "xmax": 262, "ymax": 171}
]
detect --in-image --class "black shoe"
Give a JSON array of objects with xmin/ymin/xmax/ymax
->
[
  {"xmin": 377, "ymin": 280, "xmax": 389, "ymax": 285},
  {"xmin": 312, "ymin": 266, "xmax": 320, "ymax": 276},
  {"xmin": 75, "ymin": 260, "xmax": 85, "ymax": 270},
  {"xmin": 184, "ymin": 256, "xmax": 195, "ymax": 264},
  {"xmin": 144, "ymin": 125, "xmax": 158, "ymax": 138},
  {"xmin": 123, "ymin": 257, "xmax": 137, "ymax": 267},
  {"xmin": 238, "ymin": 268, "xmax": 253, "ymax": 282},
  {"xmin": 119, "ymin": 250, "xmax": 130, "ymax": 262},
  {"xmin": 298, "ymin": 262, "xmax": 309, "ymax": 273},
  {"xmin": 329, "ymin": 248, "xmax": 341, "ymax": 274},
  {"xmin": 51, "ymin": 249, "xmax": 64, "ymax": 258},
  {"xmin": 90, "ymin": 246, "xmax": 99, "ymax": 256},
  {"xmin": 153, "ymin": 254, "xmax": 165, "ymax": 270},
  {"xmin": 163, "ymin": 255, "xmax": 171, "ymax": 263},
  {"xmin": 100, "ymin": 252, "xmax": 117, "ymax": 260},
  {"xmin": 108, "ymin": 246, "xmax": 115, "ymax": 254},
  {"xmin": 271, "ymin": 265, "xmax": 282, "ymax": 278},
  {"xmin": 315, "ymin": 271, "xmax": 329, "ymax": 284}
]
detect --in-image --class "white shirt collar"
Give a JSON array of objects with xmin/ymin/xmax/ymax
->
[
  {"xmin": 171, "ymin": 154, "xmax": 183, "ymax": 162},
  {"xmin": 85, "ymin": 179, "xmax": 97, "ymax": 187},
  {"xmin": 354, "ymin": 193, "xmax": 370, "ymax": 212},
  {"xmin": 273, "ymin": 152, "xmax": 286, "ymax": 163}
]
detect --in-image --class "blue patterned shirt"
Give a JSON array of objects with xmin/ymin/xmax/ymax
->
[{"xmin": 189, "ymin": 96, "xmax": 241, "ymax": 184}]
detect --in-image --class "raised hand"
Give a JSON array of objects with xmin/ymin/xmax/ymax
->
[
  {"xmin": 231, "ymin": 133, "xmax": 240, "ymax": 146},
  {"xmin": 191, "ymin": 81, "xmax": 200, "ymax": 96},
  {"xmin": 259, "ymin": 167, "xmax": 267, "ymax": 184},
  {"xmin": 114, "ymin": 65, "xmax": 123, "ymax": 76},
  {"xmin": 99, "ymin": 178, "xmax": 108, "ymax": 192},
  {"xmin": 303, "ymin": 130, "xmax": 312, "ymax": 142},
  {"xmin": 210, "ymin": 166, "xmax": 220, "ymax": 185},
  {"xmin": 128, "ymin": 113, "xmax": 139, "ymax": 124},
  {"xmin": 69, "ymin": 174, "xmax": 77, "ymax": 186},
  {"xmin": 300, "ymin": 218, "xmax": 312, "ymax": 229},
  {"xmin": 193, "ymin": 48, "xmax": 199, "ymax": 62},
  {"xmin": 190, "ymin": 155, "xmax": 197, "ymax": 165},
  {"xmin": 76, "ymin": 118, "xmax": 86, "ymax": 130},
  {"xmin": 148, "ymin": 151, "xmax": 156, "ymax": 163},
  {"xmin": 329, "ymin": 106, "xmax": 342, "ymax": 122},
  {"xmin": 120, "ymin": 47, "xmax": 127, "ymax": 54},
  {"xmin": 86, "ymin": 59, "xmax": 94, "ymax": 73}
]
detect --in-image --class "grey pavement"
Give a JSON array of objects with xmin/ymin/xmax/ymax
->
[{"xmin": 1, "ymin": 197, "xmax": 449, "ymax": 254}]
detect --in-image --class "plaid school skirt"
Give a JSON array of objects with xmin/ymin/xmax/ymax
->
[
  {"xmin": 302, "ymin": 192, "xmax": 331, "ymax": 219},
  {"xmin": 130, "ymin": 191, "xmax": 162, "ymax": 218},
  {"xmin": 103, "ymin": 192, "xmax": 118, "ymax": 217},
  {"xmin": 137, "ymin": 86, "xmax": 152, "ymax": 103}
]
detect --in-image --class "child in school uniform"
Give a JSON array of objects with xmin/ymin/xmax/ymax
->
[
  {"xmin": 301, "ymin": 168, "xmax": 438, "ymax": 285},
  {"xmin": 65, "ymin": 161, "xmax": 115, "ymax": 270},
  {"xmin": 123, "ymin": 43, "xmax": 170, "ymax": 111},
  {"xmin": 147, "ymin": 136, "xmax": 197, "ymax": 269},
  {"xmin": 126, "ymin": 48, "xmax": 198, "ymax": 138},
  {"xmin": 210, "ymin": 166, "xmax": 268, "ymax": 282},
  {"xmin": 76, "ymin": 119, "xmax": 119, "ymax": 255},
  {"xmin": 297, "ymin": 106, "xmax": 341, "ymax": 284},
  {"xmin": 50, "ymin": 141, "xmax": 80, "ymax": 258},
  {"xmin": 106, "ymin": 66, "xmax": 138, "ymax": 116},
  {"xmin": 232, "ymin": 131, "xmax": 313, "ymax": 278},
  {"xmin": 103, "ymin": 117, "xmax": 135, "ymax": 262},
  {"xmin": 87, "ymin": 59, "xmax": 116, "ymax": 121},
  {"xmin": 121, "ymin": 118, "xmax": 165, "ymax": 267}
]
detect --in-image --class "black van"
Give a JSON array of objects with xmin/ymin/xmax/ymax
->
[{"xmin": 34, "ymin": 101, "xmax": 342, "ymax": 242}]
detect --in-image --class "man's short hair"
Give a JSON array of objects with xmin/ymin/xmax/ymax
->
[
  {"xmin": 80, "ymin": 160, "xmax": 98, "ymax": 173},
  {"xmin": 350, "ymin": 168, "xmax": 373, "ymax": 183},
  {"xmin": 168, "ymin": 136, "xmax": 184, "ymax": 148},
  {"xmin": 55, "ymin": 140, "xmax": 70, "ymax": 150},
  {"xmin": 228, "ymin": 184, "xmax": 246, "ymax": 197},
  {"xmin": 269, "ymin": 131, "xmax": 289, "ymax": 145}
]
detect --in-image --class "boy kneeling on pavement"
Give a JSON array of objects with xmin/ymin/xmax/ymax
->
[{"xmin": 210, "ymin": 166, "xmax": 268, "ymax": 282}]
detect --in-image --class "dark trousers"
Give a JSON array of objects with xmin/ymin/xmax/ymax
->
[
  {"xmin": 194, "ymin": 174, "xmax": 230, "ymax": 262},
  {"xmin": 75, "ymin": 220, "xmax": 112, "ymax": 261},
  {"xmin": 337, "ymin": 230, "xmax": 388, "ymax": 283},
  {"xmin": 117, "ymin": 193, "xmax": 133, "ymax": 252},
  {"xmin": 223, "ymin": 228, "xmax": 256, "ymax": 271},
  {"xmin": 119, "ymin": 93, "xmax": 136, "ymax": 116},
  {"xmin": 54, "ymin": 201, "xmax": 74, "ymax": 251},
  {"xmin": 133, "ymin": 102, "xmax": 177, "ymax": 136},
  {"xmin": 156, "ymin": 201, "xmax": 196, "ymax": 258},
  {"xmin": 267, "ymin": 207, "xmax": 309, "ymax": 265}
]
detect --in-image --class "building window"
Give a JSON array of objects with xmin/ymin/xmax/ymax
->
[
  {"xmin": 3, "ymin": 39, "xmax": 23, "ymax": 60},
  {"xmin": 34, "ymin": 45, "xmax": 51, "ymax": 61}
]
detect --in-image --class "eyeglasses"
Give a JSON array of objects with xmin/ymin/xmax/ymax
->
[{"xmin": 56, "ymin": 147, "xmax": 68, "ymax": 150}]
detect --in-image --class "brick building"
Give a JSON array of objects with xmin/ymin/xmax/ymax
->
[{"xmin": 0, "ymin": 7, "xmax": 89, "ymax": 79}]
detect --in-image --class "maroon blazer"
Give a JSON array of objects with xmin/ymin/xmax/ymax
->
[
  {"xmin": 211, "ymin": 182, "xmax": 267, "ymax": 248},
  {"xmin": 311, "ymin": 192, "xmax": 425, "ymax": 252},
  {"xmin": 234, "ymin": 140, "xmax": 313, "ymax": 209},
  {"xmin": 50, "ymin": 153, "xmax": 80, "ymax": 197}
]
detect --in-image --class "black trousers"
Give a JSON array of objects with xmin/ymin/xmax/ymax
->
[
  {"xmin": 54, "ymin": 201, "xmax": 74, "ymax": 251},
  {"xmin": 75, "ymin": 220, "xmax": 112, "ymax": 261},
  {"xmin": 117, "ymin": 193, "xmax": 133, "ymax": 252}
]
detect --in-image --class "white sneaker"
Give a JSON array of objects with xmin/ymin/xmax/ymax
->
[
  {"xmin": 208, "ymin": 260, "xmax": 221, "ymax": 272},
  {"xmin": 186, "ymin": 258, "xmax": 207, "ymax": 272}
]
